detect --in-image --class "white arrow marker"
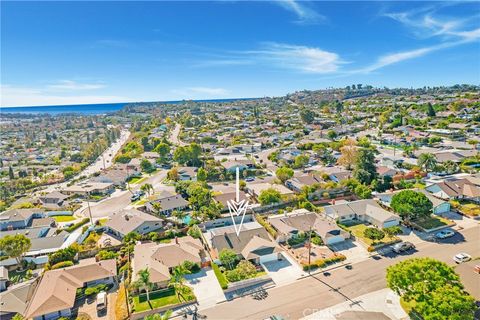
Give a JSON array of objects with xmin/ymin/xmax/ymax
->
[{"xmin": 227, "ymin": 167, "xmax": 250, "ymax": 236}]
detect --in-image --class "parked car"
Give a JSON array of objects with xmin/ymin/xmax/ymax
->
[
  {"xmin": 453, "ymin": 253, "xmax": 472, "ymax": 264},
  {"xmin": 392, "ymin": 241, "xmax": 415, "ymax": 253},
  {"xmin": 130, "ymin": 194, "xmax": 141, "ymax": 202},
  {"xmin": 96, "ymin": 291, "xmax": 107, "ymax": 311},
  {"xmin": 435, "ymin": 229, "xmax": 455, "ymax": 239},
  {"xmin": 245, "ymin": 177, "xmax": 255, "ymax": 182}
]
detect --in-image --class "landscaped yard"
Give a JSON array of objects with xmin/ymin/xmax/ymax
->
[
  {"xmin": 128, "ymin": 176, "xmax": 146, "ymax": 184},
  {"xmin": 347, "ymin": 223, "xmax": 398, "ymax": 246},
  {"xmin": 459, "ymin": 203, "xmax": 480, "ymax": 217},
  {"xmin": 412, "ymin": 215, "xmax": 450, "ymax": 230},
  {"xmin": 52, "ymin": 215, "xmax": 76, "ymax": 222},
  {"xmin": 132, "ymin": 287, "xmax": 195, "ymax": 312}
]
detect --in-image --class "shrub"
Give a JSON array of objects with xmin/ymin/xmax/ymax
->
[
  {"xmin": 363, "ymin": 227, "xmax": 385, "ymax": 241},
  {"xmin": 256, "ymin": 215, "xmax": 277, "ymax": 238},
  {"xmin": 302, "ymin": 254, "xmax": 346, "ymax": 271},
  {"xmin": 96, "ymin": 250, "xmax": 118, "ymax": 261},
  {"xmin": 225, "ymin": 260, "xmax": 257, "ymax": 282},
  {"xmin": 85, "ymin": 283, "xmax": 107, "ymax": 296},
  {"xmin": 182, "ymin": 260, "xmax": 201, "ymax": 274},
  {"xmin": 50, "ymin": 260, "xmax": 74, "ymax": 270},
  {"xmin": 48, "ymin": 246, "xmax": 78, "ymax": 266},
  {"xmin": 383, "ymin": 226, "xmax": 403, "ymax": 237},
  {"xmin": 311, "ymin": 235, "xmax": 323, "ymax": 246},
  {"xmin": 212, "ymin": 263, "xmax": 228, "ymax": 289},
  {"xmin": 65, "ymin": 218, "xmax": 90, "ymax": 233},
  {"xmin": 187, "ymin": 225, "xmax": 202, "ymax": 239},
  {"xmin": 367, "ymin": 245, "xmax": 376, "ymax": 252}
]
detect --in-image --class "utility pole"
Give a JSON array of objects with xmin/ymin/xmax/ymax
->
[
  {"xmin": 87, "ymin": 200, "xmax": 93, "ymax": 225},
  {"xmin": 307, "ymin": 224, "xmax": 312, "ymax": 274}
]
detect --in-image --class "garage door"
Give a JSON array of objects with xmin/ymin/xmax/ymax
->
[
  {"xmin": 326, "ymin": 235, "xmax": 345, "ymax": 245},
  {"xmin": 259, "ymin": 253, "xmax": 279, "ymax": 264},
  {"xmin": 383, "ymin": 220, "xmax": 399, "ymax": 228}
]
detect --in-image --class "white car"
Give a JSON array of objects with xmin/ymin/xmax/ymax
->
[
  {"xmin": 435, "ymin": 229, "xmax": 455, "ymax": 239},
  {"xmin": 453, "ymin": 253, "xmax": 472, "ymax": 264}
]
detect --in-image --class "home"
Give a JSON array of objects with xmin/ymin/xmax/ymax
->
[
  {"xmin": 268, "ymin": 209, "xmax": 350, "ymax": 245},
  {"xmin": 105, "ymin": 208, "xmax": 164, "ymax": 239},
  {"xmin": 132, "ymin": 236, "xmax": 205, "ymax": 288},
  {"xmin": 285, "ymin": 174, "xmax": 322, "ymax": 193},
  {"xmin": 376, "ymin": 166, "xmax": 398, "ymax": 178},
  {"xmin": 319, "ymin": 166, "xmax": 352, "ymax": 183},
  {"xmin": 425, "ymin": 178, "xmax": 480, "ymax": 201},
  {"xmin": 208, "ymin": 221, "xmax": 282, "ymax": 264},
  {"xmin": 221, "ymin": 159, "xmax": 255, "ymax": 173},
  {"xmin": 0, "ymin": 208, "xmax": 44, "ymax": 231},
  {"xmin": 177, "ymin": 166, "xmax": 198, "ymax": 181},
  {"xmin": 62, "ymin": 181, "xmax": 115, "ymax": 197},
  {"xmin": 145, "ymin": 191, "xmax": 189, "ymax": 215},
  {"xmin": 37, "ymin": 191, "xmax": 69, "ymax": 209},
  {"xmin": 90, "ymin": 167, "xmax": 131, "ymax": 187},
  {"xmin": 24, "ymin": 259, "xmax": 117, "ymax": 320},
  {"xmin": 213, "ymin": 190, "xmax": 249, "ymax": 208},
  {"xmin": 376, "ymin": 189, "xmax": 451, "ymax": 215},
  {"xmin": 0, "ymin": 278, "xmax": 40, "ymax": 319},
  {"xmin": 247, "ymin": 182, "xmax": 295, "ymax": 200},
  {"xmin": 324, "ymin": 199, "xmax": 401, "ymax": 228}
]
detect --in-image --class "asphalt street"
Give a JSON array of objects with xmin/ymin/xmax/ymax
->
[{"xmin": 202, "ymin": 226, "xmax": 480, "ymax": 320}]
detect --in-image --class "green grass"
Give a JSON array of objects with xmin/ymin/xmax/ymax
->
[
  {"xmin": 347, "ymin": 223, "xmax": 398, "ymax": 246},
  {"xmin": 132, "ymin": 287, "xmax": 195, "ymax": 312},
  {"xmin": 212, "ymin": 263, "xmax": 228, "ymax": 289},
  {"xmin": 412, "ymin": 215, "xmax": 448, "ymax": 230},
  {"xmin": 52, "ymin": 215, "xmax": 75, "ymax": 222},
  {"xmin": 96, "ymin": 218, "xmax": 109, "ymax": 226},
  {"xmin": 128, "ymin": 176, "xmax": 146, "ymax": 184}
]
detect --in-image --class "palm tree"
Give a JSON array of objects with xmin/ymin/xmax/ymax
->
[
  {"xmin": 144, "ymin": 310, "xmax": 172, "ymax": 320},
  {"xmin": 168, "ymin": 265, "xmax": 191, "ymax": 302},
  {"xmin": 172, "ymin": 210, "xmax": 187, "ymax": 225},
  {"xmin": 417, "ymin": 153, "xmax": 437, "ymax": 173},
  {"xmin": 134, "ymin": 268, "xmax": 154, "ymax": 309}
]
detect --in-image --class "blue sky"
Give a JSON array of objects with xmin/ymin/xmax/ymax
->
[{"xmin": 1, "ymin": 1, "xmax": 479, "ymax": 107}]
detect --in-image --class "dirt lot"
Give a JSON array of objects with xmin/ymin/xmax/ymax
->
[{"xmin": 283, "ymin": 244, "xmax": 335, "ymax": 265}]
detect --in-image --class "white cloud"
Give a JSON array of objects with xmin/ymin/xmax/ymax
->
[
  {"xmin": 251, "ymin": 43, "xmax": 343, "ymax": 74},
  {"xmin": 47, "ymin": 80, "xmax": 106, "ymax": 90},
  {"xmin": 0, "ymin": 84, "xmax": 128, "ymax": 107},
  {"xmin": 275, "ymin": 0, "xmax": 325, "ymax": 24}
]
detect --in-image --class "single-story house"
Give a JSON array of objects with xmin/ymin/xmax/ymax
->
[
  {"xmin": 208, "ymin": 221, "xmax": 282, "ymax": 264},
  {"xmin": 221, "ymin": 159, "xmax": 255, "ymax": 173},
  {"xmin": 145, "ymin": 191, "xmax": 189, "ymax": 215},
  {"xmin": 376, "ymin": 166, "xmax": 398, "ymax": 178},
  {"xmin": 425, "ymin": 178, "xmax": 480, "ymax": 202},
  {"xmin": 24, "ymin": 259, "xmax": 117, "ymax": 320},
  {"xmin": 268, "ymin": 209, "xmax": 350, "ymax": 245},
  {"xmin": 324, "ymin": 199, "xmax": 401, "ymax": 228},
  {"xmin": 319, "ymin": 167, "xmax": 353, "ymax": 183},
  {"xmin": 285, "ymin": 174, "xmax": 322, "ymax": 193},
  {"xmin": 178, "ymin": 167, "xmax": 198, "ymax": 181},
  {"xmin": 247, "ymin": 183, "xmax": 295, "ymax": 200},
  {"xmin": 213, "ymin": 191, "xmax": 249, "ymax": 208},
  {"xmin": 105, "ymin": 208, "xmax": 164, "ymax": 239},
  {"xmin": 62, "ymin": 181, "xmax": 114, "ymax": 197},
  {"xmin": 0, "ymin": 208, "xmax": 44, "ymax": 231},
  {"xmin": 132, "ymin": 236, "xmax": 205, "ymax": 288},
  {"xmin": 376, "ymin": 189, "xmax": 451, "ymax": 215},
  {"xmin": 37, "ymin": 191, "xmax": 69, "ymax": 209},
  {"xmin": 0, "ymin": 278, "xmax": 40, "ymax": 319}
]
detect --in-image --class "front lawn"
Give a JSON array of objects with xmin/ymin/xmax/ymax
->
[
  {"xmin": 132, "ymin": 287, "xmax": 195, "ymax": 312},
  {"xmin": 128, "ymin": 176, "xmax": 146, "ymax": 184},
  {"xmin": 459, "ymin": 203, "xmax": 480, "ymax": 217},
  {"xmin": 52, "ymin": 215, "xmax": 76, "ymax": 222},
  {"xmin": 412, "ymin": 215, "xmax": 449, "ymax": 230},
  {"xmin": 347, "ymin": 223, "xmax": 398, "ymax": 246}
]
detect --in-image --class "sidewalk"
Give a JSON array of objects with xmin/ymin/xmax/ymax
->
[{"xmin": 301, "ymin": 288, "xmax": 408, "ymax": 320}]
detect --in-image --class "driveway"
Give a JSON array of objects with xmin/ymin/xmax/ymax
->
[
  {"xmin": 328, "ymin": 239, "xmax": 370, "ymax": 264},
  {"xmin": 261, "ymin": 253, "xmax": 304, "ymax": 286},
  {"xmin": 185, "ymin": 267, "xmax": 226, "ymax": 309},
  {"xmin": 440, "ymin": 211, "xmax": 479, "ymax": 230}
]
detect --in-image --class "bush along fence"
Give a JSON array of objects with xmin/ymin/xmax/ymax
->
[{"xmin": 302, "ymin": 254, "xmax": 347, "ymax": 271}]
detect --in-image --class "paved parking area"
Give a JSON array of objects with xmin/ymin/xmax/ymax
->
[
  {"xmin": 454, "ymin": 260, "xmax": 480, "ymax": 300},
  {"xmin": 440, "ymin": 211, "xmax": 479, "ymax": 230},
  {"xmin": 261, "ymin": 253, "xmax": 304, "ymax": 286},
  {"xmin": 185, "ymin": 267, "xmax": 226, "ymax": 309}
]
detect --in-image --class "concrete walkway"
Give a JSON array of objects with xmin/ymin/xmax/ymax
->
[{"xmin": 301, "ymin": 288, "xmax": 408, "ymax": 320}]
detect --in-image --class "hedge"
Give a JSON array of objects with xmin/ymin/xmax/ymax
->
[
  {"xmin": 302, "ymin": 254, "xmax": 347, "ymax": 271},
  {"xmin": 212, "ymin": 263, "xmax": 228, "ymax": 289},
  {"xmin": 85, "ymin": 283, "xmax": 108, "ymax": 296},
  {"xmin": 255, "ymin": 215, "xmax": 277, "ymax": 238},
  {"xmin": 50, "ymin": 260, "xmax": 74, "ymax": 270},
  {"xmin": 65, "ymin": 218, "xmax": 90, "ymax": 233}
]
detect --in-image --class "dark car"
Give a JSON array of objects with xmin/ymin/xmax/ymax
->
[{"xmin": 392, "ymin": 241, "xmax": 415, "ymax": 253}]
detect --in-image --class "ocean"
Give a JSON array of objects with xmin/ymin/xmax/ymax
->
[{"xmin": 0, "ymin": 98, "xmax": 255, "ymax": 115}]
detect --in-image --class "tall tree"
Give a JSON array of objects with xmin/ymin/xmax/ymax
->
[
  {"xmin": 417, "ymin": 153, "xmax": 437, "ymax": 173},
  {"xmin": 338, "ymin": 138, "xmax": 358, "ymax": 170},
  {"xmin": 353, "ymin": 148, "xmax": 377, "ymax": 185},
  {"xmin": 275, "ymin": 167, "xmax": 294, "ymax": 183},
  {"xmin": 391, "ymin": 190, "xmax": 433, "ymax": 221},
  {"xmin": 168, "ymin": 265, "xmax": 191, "ymax": 302},
  {"xmin": 219, "ymin": 248, "xmax": 238, "ymax": 270},
  {"xmin": 134, "ymin": 268, "xmax": 154, "ymax": 308},
  {"xmin": 0, "ymin": 234, "xmax": 31, "ymax": 267}
]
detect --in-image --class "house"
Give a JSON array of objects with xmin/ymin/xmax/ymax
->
[
  {"xmin": 376, "ymin": 189, "xmax": 451, "ymax": 215},
  {"xmin": 285, "ymin": 174, "xmax": 322, "ymax": 193},
  {"xmin": 213, "ymin": 190, "xmax": 249, "ymax": 208},
  {"xmin": 425, "ymin": 178, "xmax": 480, "ymax": 201},
  {"xmin": 221, "ymin": 159, "xmax": 255, "ymax": 173},
  {"xmin": 324, "ymin": 199, "xmax": 401, "ymax": 228},
  {"xmin": 145, "ymin": 191, "xmax": 189, "ymax": 215},
  {"xmin": 0, "ymin": 267, "xmax": 8, "ymax": 292},
  {"xmin": 268, "ymin": 209, "xmax": 350, "ymax": 245},
  {"xmin": 0, "ymin": 278, "xmax": 40, "ymax": 319},
  {"xmin": 37, "ymin": 191, "xmax": 69, "ymax": 209},
  {"xmin": 24, "ymin": 259, "xmax": 117, "ymax": 320},
  {"xmin": 132, "ymin": 236, "xmax": 205, "ymax": 288},
  {"xmin": 320, "ymin": 167, "xmax": 352, "ymax": 183},
  {"xmin": 105, "ymin": 208, "xmax": 163, "ymax": 239},
  {"xmin": 376, "ymin": 166, "xmax": 398, "ymax": 178},
  {"xmin": 208, "ymin": 221, "xmax": 282, "ymax": 264},
  {"xmin": 247, "ymin": 182, "xmax": 295, "ymax": 200},
  {"xmin": 178, "ymin": 166, "xmax": 198, "ymax": 181},
  {"xmin": 62, "ymin": 181, "xmax": 114, "ymax": 197},
  {"xmin": 0, "ymin": 208, "xmax": 44, "ymax": 231},
  {"xmin": 90, "ymin": 167, "xmax": 132, "ymax": 187}
]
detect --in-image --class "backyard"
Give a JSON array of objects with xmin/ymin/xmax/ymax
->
[{"xmin": 132, "ymin": 287, "xmax": 195, "ymax": 312}]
